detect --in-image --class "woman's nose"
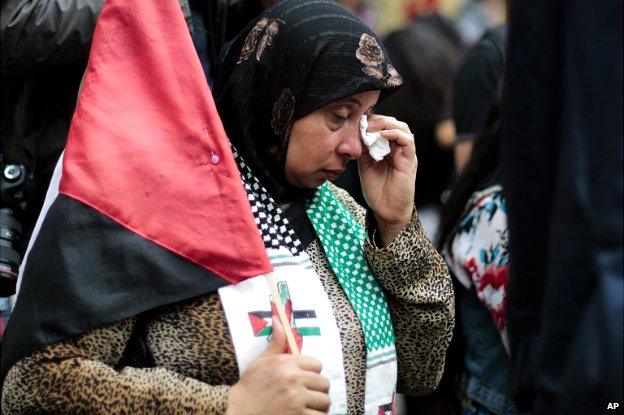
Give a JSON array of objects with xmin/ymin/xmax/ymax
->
[{"xmin": 336, "ymin": 126, "xmax": 363, "ymax": 159}]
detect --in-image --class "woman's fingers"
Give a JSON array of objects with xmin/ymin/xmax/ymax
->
[
  {"xmin": 380, "ymin": 128, "xmax": 416, "ymax": 159},
  {"xmin": 304, "ymin": 390, "xmax": 332, "ymax": 411},
  {"xmin": 231, "ymin": 343, "xmax": 331, "ymax": 415},
  {"xmin": 302, "ymin": 371, "xmax": 331, "ymax": 392},
  {"xmin": 296, "ymin": 355, "xmax": 323, "ymax": 373},
  {"xmin": 365, "ymin": 114, "xmax": 416, "ymax": 161},
  {"xmin": 367, "ymin": 114, "xmax": 410, "ymax": 134},
  {"xmin": 304, "ymin": 410, "xmax": 330, "ymax": 415}
]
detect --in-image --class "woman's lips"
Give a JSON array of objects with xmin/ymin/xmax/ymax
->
[{"xmin": 323, "ymin": 169, "xmax": 344, "ymax": 180}]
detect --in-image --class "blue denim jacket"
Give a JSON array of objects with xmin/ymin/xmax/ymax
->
[{"xmin": 458, "ymin": 285, "xmax": 524, "ymax": 414}]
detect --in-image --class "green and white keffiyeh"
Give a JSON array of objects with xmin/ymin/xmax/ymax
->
[{"xmin": 308, "ymin": 183, "xmax": 397, "ymax": 413}]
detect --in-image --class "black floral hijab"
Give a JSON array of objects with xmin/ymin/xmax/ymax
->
[{"xmin": 214, "ymin": 0, "xmax": 402, "ymax": 202}]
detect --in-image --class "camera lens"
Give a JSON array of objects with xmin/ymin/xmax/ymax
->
[{"xmin": 0, "ymin": 208, "xmax": 21, "ymax": 296}]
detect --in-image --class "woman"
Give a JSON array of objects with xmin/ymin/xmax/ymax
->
[
  {"xmin": 1, "ymin": 1, "xmax": 454, "ymax": 413},
  {"xmin": 438, "ymin": 89, "xmax": 526, "ymax": 415}
]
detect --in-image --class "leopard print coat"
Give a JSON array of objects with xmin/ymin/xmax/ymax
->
[{"xmin": 2, "ymin": 184, "xmax": 454, "ymax": 414}]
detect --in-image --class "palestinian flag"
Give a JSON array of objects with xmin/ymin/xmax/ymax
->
[
  {"xmin": 248, "ymin": 280, "xmax": 322, "ymax": 350},
  {"xmin": 1, "ymin": 0, "xmax": 272, "ymax": 381}
]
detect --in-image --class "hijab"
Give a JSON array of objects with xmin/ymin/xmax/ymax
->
[{"xmin": 214, "ymin": 0, "xmax": 402, "ymax": 202}]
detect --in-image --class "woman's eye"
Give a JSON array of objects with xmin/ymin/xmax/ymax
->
[{"xmin": 333, "ymin": 112, "xmax": 349, "ymax": 122}]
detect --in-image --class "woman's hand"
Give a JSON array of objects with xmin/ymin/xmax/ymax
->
[
  {"xmin": 226, "ymin": 318, "xmax": 331, "ymax": 415},
  {"xmin": 358, "ymin": 114, "xmax": 417, "ymax": 247}
]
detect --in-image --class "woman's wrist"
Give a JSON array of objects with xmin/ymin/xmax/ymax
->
[
  {"xmin": 225, "ymin": 383, "xmax": 240, "ymax": 415},
  {"xmin": 373, "ymin": 210, "xmax": 413, "ymax": 247}
]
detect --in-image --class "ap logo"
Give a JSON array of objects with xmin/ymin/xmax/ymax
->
[{"xmin": 607, "ymin": 402, "xmax": 620, "ymax": 410}]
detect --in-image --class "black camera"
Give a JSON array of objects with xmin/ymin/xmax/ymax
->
[{"xmin": 0, "ymin": 161, "xmax": 28, "ymax": 296}]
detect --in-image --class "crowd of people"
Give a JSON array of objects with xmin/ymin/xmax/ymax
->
[{"xmin": 0, "ymin": 0, "xmax": 621, "ymax": 414}]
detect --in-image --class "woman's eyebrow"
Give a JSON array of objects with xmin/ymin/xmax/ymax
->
[
  {"xmin": 334, "ymin": 97, "xmax": 362, "ymax": 108},
  {"xmin": 332, "ymin": 98, "xmax": 375, "ymax": 113}
]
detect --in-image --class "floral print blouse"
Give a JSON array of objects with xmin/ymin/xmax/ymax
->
[{"xmin": 445, "ymin": 184, "xmax": 509, "ymax": 348}]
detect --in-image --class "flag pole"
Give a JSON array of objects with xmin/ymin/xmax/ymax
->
[{"xmin": 265, "ymin": 272, "xmax": 300, "ymax": 355}]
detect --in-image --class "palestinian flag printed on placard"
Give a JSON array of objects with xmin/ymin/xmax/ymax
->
[
  {"xmin": 220, "ymin": 247, "xmax": 349, "ymax": 414},
  {"xmin": 1, "ymin": 0, "xmax": 272, "ymax": 381},
  {"xmin": 247, "ymin": 280, "xmax": 322, "ymax": 349}
]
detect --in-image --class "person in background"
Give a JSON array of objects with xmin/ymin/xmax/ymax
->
[
  {"xmin": 0, "ymin": 0, "xmax": 107, "ymax": 333},
  {"xmin": 502, "ymin": 1, "xmax": 622, "ymax": 413},
  {"xmin": 453, "ymin": 0, "xmax": 506, "ymax": 47},
  {"xmin": 451, "ymin": 23, "xmax": 506, "ymax": 174},
  {"xmin": 190, "ymin": 0, "xmax": 280, "ymax": 86},
  {"xmin": 379, "ymin": 13, "xmax": 464, "ymax": 209},
  {"xmin": 1, "ymin": 0, "xmax": 104, "ymax": 264},
  {"xmin": 437, "ymin": 88, "xmax": 527, "ymax": 415}
]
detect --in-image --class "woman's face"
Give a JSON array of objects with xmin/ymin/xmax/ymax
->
[{"xmin": 284, "ymin": 90, "xmax": 380, "ymax": 188}]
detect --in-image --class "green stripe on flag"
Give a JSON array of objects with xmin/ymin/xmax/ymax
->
[
  {"xmin": 255, "ymin": 326, "xmax": 321, "ymax": 337},
  {"xmin": 297, "ymin": 327, "xmax": 321, "ymax": 336}
]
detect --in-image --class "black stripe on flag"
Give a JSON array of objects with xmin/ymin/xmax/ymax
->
[
  {"xmin": 251, "ymin": 310, "xmax": 317, "ymax": 319},
  {"xmin": 1, "ymin": 194, "xmax": 230, "ymax": 381}
]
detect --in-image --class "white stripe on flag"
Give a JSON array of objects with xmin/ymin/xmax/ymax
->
[{"xmin": 16, "ymin": 152, "xmax": 64, "ymax": 296}]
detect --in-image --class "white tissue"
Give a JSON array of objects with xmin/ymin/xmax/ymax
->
[{"xmin": 359, "ymin": 115, "xmax": 390, "ymax": 161}]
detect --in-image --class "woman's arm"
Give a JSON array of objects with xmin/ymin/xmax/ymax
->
[
  {"xmin": 364, "ymin": 210, "xmax": 455, "ymax": 396},
  {"xmin": 1, "ymin": 316, "xmax": 229, "ymax": 414}
]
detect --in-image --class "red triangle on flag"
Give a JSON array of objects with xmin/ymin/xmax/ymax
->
[
  {"xmin": 59, "ymin": 0, "xmax": 272, "ymax": 283},
  {"xmin": 248, "ymin": 312, "xmax": 269, "ymax": 336}
]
